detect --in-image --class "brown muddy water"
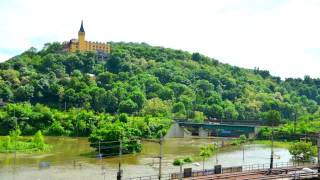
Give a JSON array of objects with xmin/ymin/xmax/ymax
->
[{"xmin": 0, "ymin": 137, "xmax": 292, "ymax": 180}]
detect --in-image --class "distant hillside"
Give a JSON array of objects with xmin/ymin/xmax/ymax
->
[{"xmin": 1, "ymin": 42, "xmax": 320, "ymax": 125}]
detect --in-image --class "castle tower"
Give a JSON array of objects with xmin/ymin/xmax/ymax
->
[
  {"xmin": 78, "ymin": 20, "xmax": 86, "ymax": 51},
  {"xmin": 65, "ymin": 20, "xmax": 110, "ymax": 53}
]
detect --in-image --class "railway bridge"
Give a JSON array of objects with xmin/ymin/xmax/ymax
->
[{"xmin": 166, "ymin": 121, "xmax": 261, "ymax": 138}]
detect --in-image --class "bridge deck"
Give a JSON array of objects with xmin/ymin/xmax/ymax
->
[{"xmin": 177, "ymin": 121, "xmax": 258, "ymax": 136}]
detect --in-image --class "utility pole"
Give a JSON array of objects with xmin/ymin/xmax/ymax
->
[
  {"xmin": 216, "ymin": 129, "xmax": 219, "ymax": 164},
  {"xmin": 270, "ymin": 119, "xmax": 274, "ymax": 170},
  {"xmin": 242, "ymin": 146, "xmax": 245, "ymax": 163},
  {"xmin": 117, "ymin": 140, "xmax": 122, "ymax": 180},
  {"xmin": 159, "ymin": 135, "xmax": 163, "ymax": 180},
  {"xmin": 317, "ymin": 134, "xmax": 320, "ymax": 175},
  {"xmin": 293, "ymin": 109, "xmax": 297, "ymax": 134},
  {"xmin": 98, "ymin": 141, "xmax": 101, "ymax": 156},
  {"xmin": 179, "ymin": 164, "xmax": 183, "ymax": 180}
]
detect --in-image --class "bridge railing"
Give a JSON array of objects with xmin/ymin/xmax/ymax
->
[
  {"xmin": 242, "ymin": 161, "xmax": 317, "ymax": 171},
  {"xmin": 122, "ymin": 161, "xmax": 318, "ymax": 180}
]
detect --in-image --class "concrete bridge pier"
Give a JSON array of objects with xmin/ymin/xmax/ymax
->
[
  {"xmin": 199, "ymin": 127, "xmax": 209, "ymax": 137},
  {"xmin": 165, "ymin": 123, "xmax": 185, "ymax": 138}
]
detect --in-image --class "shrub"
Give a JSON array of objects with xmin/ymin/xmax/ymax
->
[
  {"xmin": 32, "ymin": 130, "xmax": 45, "ymax": 150},
  {"xmin": 183, "ymin": 156, "xmax": 193, "ymax": 163},
  {"xmin": 289, "ymin": 141, "xmax": 317, "ymax": 161},
  {"xmin": 9, "ymin": 129, "xmax": 21, "ymax": 142},
  {"xmin": 119, "ymin": 113, "xmax": 128, "ymax": 123},
  {"xmin": 2, "ymin": 136, "xmax": 11, "ymax": 149},
  {"xmin": 173, "ymin": 159, "xmax": 184, "ymax": 166}
]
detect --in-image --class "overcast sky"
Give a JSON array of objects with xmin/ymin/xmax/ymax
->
[{"xmin": 0, "ymin": 0, "xmax": 319, "ymax": 79}]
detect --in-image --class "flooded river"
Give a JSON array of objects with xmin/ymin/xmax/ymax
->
[{"xmin": 0, "ymin": 137, "xmax": 292, "ymax": 180}]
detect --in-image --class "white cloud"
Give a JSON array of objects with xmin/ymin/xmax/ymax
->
[{"xmin": 0, "ymin": 0, "xmax": 319, "ymax": 78}]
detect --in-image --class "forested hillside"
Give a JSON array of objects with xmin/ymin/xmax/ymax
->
[{"xmin": 0, "ymin": 42, "xmax": 320, "ymax": 136}]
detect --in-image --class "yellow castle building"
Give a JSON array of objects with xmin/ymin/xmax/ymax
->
[{"xmin": 65, "ymin": 21, "xmax": 111, "ymax": 53}]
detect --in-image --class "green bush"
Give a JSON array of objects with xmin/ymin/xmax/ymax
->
[
  {"xmin": 31, "ymin": 131, "xmax": 45, "ymax": 150},
  {"xmin": 119, "ymin": 113, "xmax": 128, "ymax": 123},
  {"xmin": 88, "ymin": 122, "xmax": 142, "ymax": 155},
  {"xmin": 239, "ymin": 135, "xmax": 247, "ymax": 143},
  {"xmin": 0, "ymin": 130, "xmax": 50, "ymax": 153},
  {"xmin": 183, "ymin": 156, "xmax": 193, "ymax": 163},
  {"xmin": 173, "ymin": 159, "xmax": 184, "ymax": 166},
  {"xmin": 289, "ymin": 141, "xmax": 317, "ymax": 161},
  {"xmin": 2, "ymin": 136, "xmax": 11, "ymax": 149}
]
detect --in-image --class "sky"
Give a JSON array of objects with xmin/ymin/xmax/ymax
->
[{"xmin": 0, "ymin": 0, "xmax": 319, "ymax": 79}]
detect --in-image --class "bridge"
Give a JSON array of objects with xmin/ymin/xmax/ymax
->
[{"xmin": 166, "ymin": 121, "xmax": 260, "ymax": 138}]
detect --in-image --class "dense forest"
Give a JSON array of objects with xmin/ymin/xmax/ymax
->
[{"xmin": 0, "ymin": 42, "xmax": 320, "ymax": 138}]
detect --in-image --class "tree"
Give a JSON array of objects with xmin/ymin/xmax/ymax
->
[
  {"xmin": 172, "ymin": 102, "xmax": 186, "ymax": 114},
  {"xmin": 0, "ymin": 82, "xmax": 13, "ymax": 101},
  {"xmin": 107, "ymin": 55, "xmax": 125, "ymax": 73},
  {"xmin": 130, "ymin": 90, "xmax": 146, "ymax": 110},
  {"xmin": 119, "ymin": 113, "xmax": 128, "ymax": 123},
  {"xmin": 15, "ymin": 84, "xmax": 34, "ymax": 101},
  {"xmin": 64, "ymin": 89, "xmax": 77, "ymax": 105},
  {"xmin": 172, "ymin": 102, "xmax": 187, "ymax": 119},
  {"xmin": 266, "ymin": 110, "xmax": 281, "ymax": 126},
  {"xmin": 119, "ymin": 99, "xmax": 138, "ymax": 114},
  {"xmin": 142, "ymin": 98, "xmax": 171, "ymax": 117},
  {"xmin": 32, "ymin": 130, "xmax": 45, "ymax": 149},
  {"xmin": 91, "ymin": 89, "xmax": 118, "ymax": 113},
  {"xmin": 158, "ymin": 87, "xmax": 174, "ymax": 100},
  {"xmin": 205, "ymin": 104, "xmax": 224, "ymax": 119},
  {"xmin": 191, "ymin": 52, "xmax": 202, "ymax": 61},
  {"xmin": 289, "ymin": 141, "xmax": 316, "ymax": 161},
  {"xmin": 46, "ymin": 121, "xmax": 66, "ymax": 136},
  {"xmin": 207, "ymin": 92, "xmax": 222, "ymax": 105},
  {"xmin": 199, "ymin": 144, "xmax": 216, "ymax": 171},
  {"xmin": 97, "ymin": 72, "xmax": 114, "ymax": 87},
  {"xmin": 223, "ymin": 101, "xmax": 239, "ymax": 120},
  {"xmin": 88, "ymin": 123, "xmax": 142, "ymax": 155},
  {"xmin": 41, "ymin": 42, "xmax": 64, "ymax": 54},
  {"xmin": 192, "ymin": 111, "xmax": 205, "ymax": 123},
  {"xmin": 195, "ymin": 80, "xmax": 214, "ymax": 97}
]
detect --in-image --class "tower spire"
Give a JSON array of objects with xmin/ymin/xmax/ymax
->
[{"xmin": 79, "ymin": 20, "xmax": 85, "ymax": 33}]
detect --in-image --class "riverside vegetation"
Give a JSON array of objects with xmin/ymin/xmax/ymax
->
[
  {"xmin": 1, "ymin": 42, "xmax": 320, "ymax": 154},
  {"xmin": 0, "ymin": 129, "xmax": 50, "ymax": 152}
]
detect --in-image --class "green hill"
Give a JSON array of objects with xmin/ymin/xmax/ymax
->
[{"xmin": 0, "ymin": 42, "xmax": 320, "ymax": 136}]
